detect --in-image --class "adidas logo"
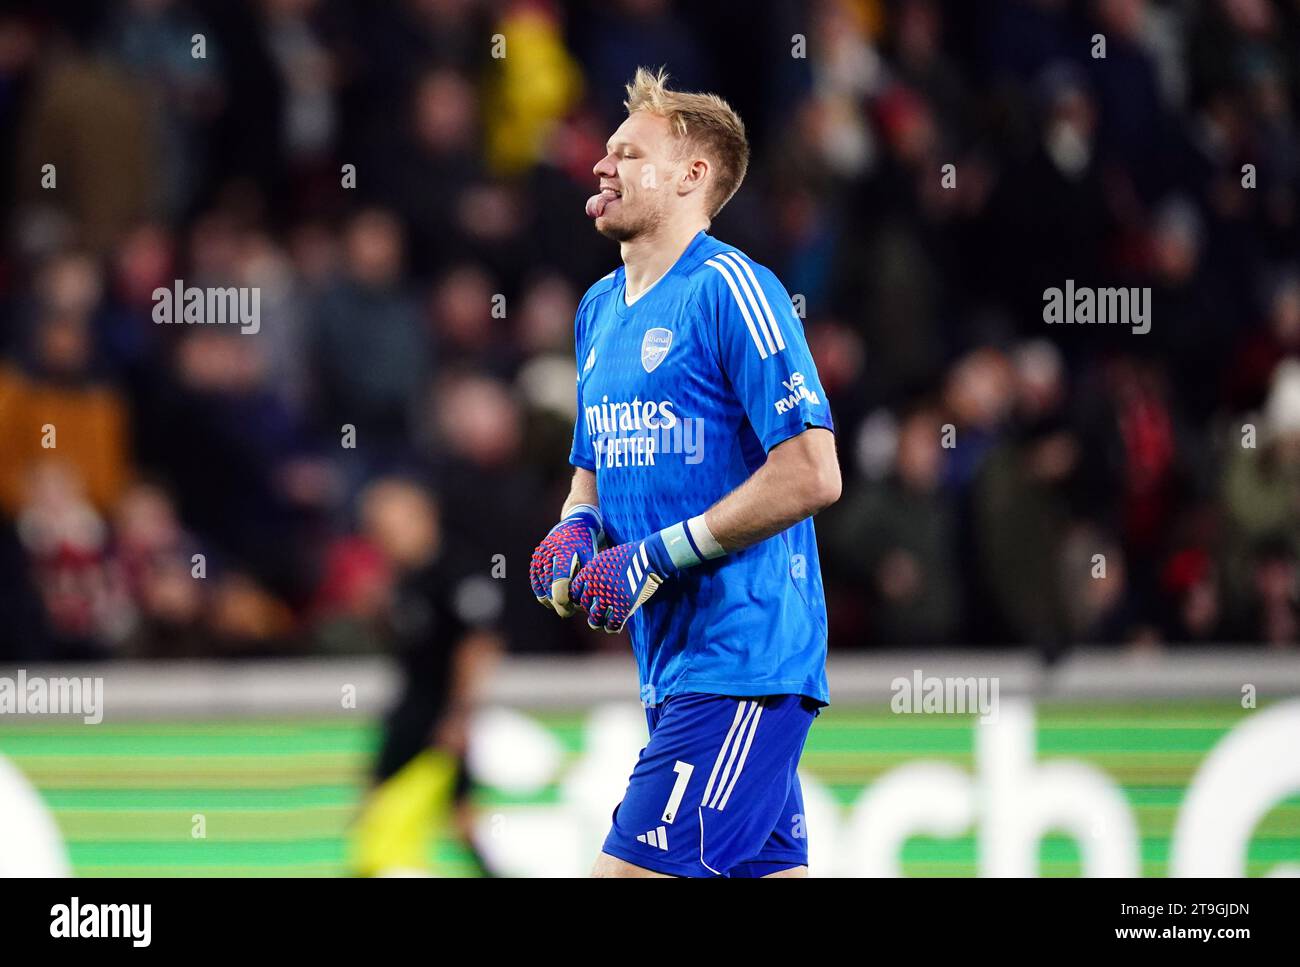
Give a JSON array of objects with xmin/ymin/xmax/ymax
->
[{"xmin": 636, "ymin": 826, "xmax": 669, "ymax": 850}]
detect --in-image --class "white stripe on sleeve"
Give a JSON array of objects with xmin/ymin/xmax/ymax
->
[
  {"xmin": 705, "ymin": 258, "xmax": 768, "ymax": 359},
  {"xmin": 718, "ymin": 253, "xmax": 777, "ymax": 354},
  {"xmin": 726, "ymin": 252, "xmax": 786, "ymax": 351}
]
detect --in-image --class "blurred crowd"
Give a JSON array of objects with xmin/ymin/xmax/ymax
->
[{"xmin": 0, "ymin": 0, "xmax": 1298, "ymax": 661}]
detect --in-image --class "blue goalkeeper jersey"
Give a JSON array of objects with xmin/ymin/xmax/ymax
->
[{"xmin": 569, "ymin": 230, "xmax": 834, "ymax": 706}]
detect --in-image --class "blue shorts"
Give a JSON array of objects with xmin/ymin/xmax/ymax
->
[{"xmin": 601, "ymin": 692, "xmax": 819, "ymax": 877}]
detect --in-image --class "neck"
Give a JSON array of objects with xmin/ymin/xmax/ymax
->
[{"xmin": 621, "ymin": 216, "xmax": 709, "ymax": 300}]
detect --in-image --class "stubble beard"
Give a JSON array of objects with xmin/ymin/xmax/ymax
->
[{"xmin": 596, "ymin": 199, "xmax": 666, "ymax": 244}]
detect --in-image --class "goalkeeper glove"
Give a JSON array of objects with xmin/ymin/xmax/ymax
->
[
  {"xmin": 529, "ymin": 504, "xmax": 603, "ymax": 617},
  {"xmin": 571, "ymin": 515, "xmax": 725, "ymax": 633}
]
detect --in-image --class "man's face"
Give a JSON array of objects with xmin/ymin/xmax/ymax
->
[{"xmin": 589, "ymin": 111, "xmax": 683, "ymax": 242}]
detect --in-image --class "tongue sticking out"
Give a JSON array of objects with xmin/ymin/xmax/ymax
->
[{"xmin": 586, "ymin": 188, "xmax": 618, "ymax": 219}]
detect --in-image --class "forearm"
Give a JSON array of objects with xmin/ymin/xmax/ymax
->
[
  {"xmin": 568, "ymin": 429, "xmax": 841, "ymax": 632},
  {"xmin": 561, "ymin": 467, "xmax": 599, "ymax": 518},
  {"xmin": 702, "ymin": 427, "xmax": 841, "ymax": 553}
]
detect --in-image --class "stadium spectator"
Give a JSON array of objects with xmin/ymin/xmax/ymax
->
[{"xmin": 2, "ymin": 0, "xmax": 1298, "ymax": 657}]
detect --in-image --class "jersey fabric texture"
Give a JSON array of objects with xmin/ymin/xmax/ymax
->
[
  {"xmin": 570, "ymin": 230, "xmax": 835, "ymax": 706},
  {"xmin": 601, "ymin": 692, "xmax": 818, "ymax": 877}
]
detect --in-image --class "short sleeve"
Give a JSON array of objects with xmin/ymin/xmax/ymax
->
[{"xmin": 701, "ymin": 252, "xmax": 834, "ymax": 452}]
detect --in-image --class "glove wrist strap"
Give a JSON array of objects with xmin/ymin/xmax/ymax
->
[
  {"xmin": 560, "ymin": 503, "xmax": 604, "ymax": 542},
  {"xmin": 657, "ymin": 514, "xmax": 726, "ymax": 571}
]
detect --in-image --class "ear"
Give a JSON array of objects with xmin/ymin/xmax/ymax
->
[{"xmin": 678, "ymin": 156, "xmax": 711, "ymax": 199}]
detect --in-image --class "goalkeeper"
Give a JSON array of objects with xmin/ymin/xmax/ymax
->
[{"xmin": 529, "ymin": 68, "xmax": 840, "ymax": 878}]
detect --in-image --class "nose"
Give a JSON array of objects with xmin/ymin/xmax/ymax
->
[{"xmin": 593, "ymin": 152, "xmax": 616, "ymax": 178}]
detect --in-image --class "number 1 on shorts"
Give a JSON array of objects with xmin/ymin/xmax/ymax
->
[{"xmin": 662, "ymin": 760, "xmax": 695, "ymax": 824}]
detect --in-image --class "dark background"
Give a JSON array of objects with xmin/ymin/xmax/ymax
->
[{"xmin": 0, "ymin": 0, "xmax": 1297, "ymax": 661}]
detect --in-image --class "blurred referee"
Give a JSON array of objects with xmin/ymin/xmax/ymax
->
[{"xmin": 346, "ymin": 478, "xmax": 502, "ymax": 877}]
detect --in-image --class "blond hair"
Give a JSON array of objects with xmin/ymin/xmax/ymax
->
[{"xmin": 623, "ymin": 67, "xmax": 750, "ymax": 218}]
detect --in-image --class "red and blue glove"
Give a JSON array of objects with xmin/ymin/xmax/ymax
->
[
  {"xmin": 529, "ymin": 504, "xmax": 603, "ymax": 617},
  {"xmin": 571, "ymin": 516, "xmax": 726, "ymax": 633}
]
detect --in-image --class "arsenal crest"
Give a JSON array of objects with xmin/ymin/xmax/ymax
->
[{"xmin": 641, "ymin": 327, "xmax": 673, "ymax": 373}]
